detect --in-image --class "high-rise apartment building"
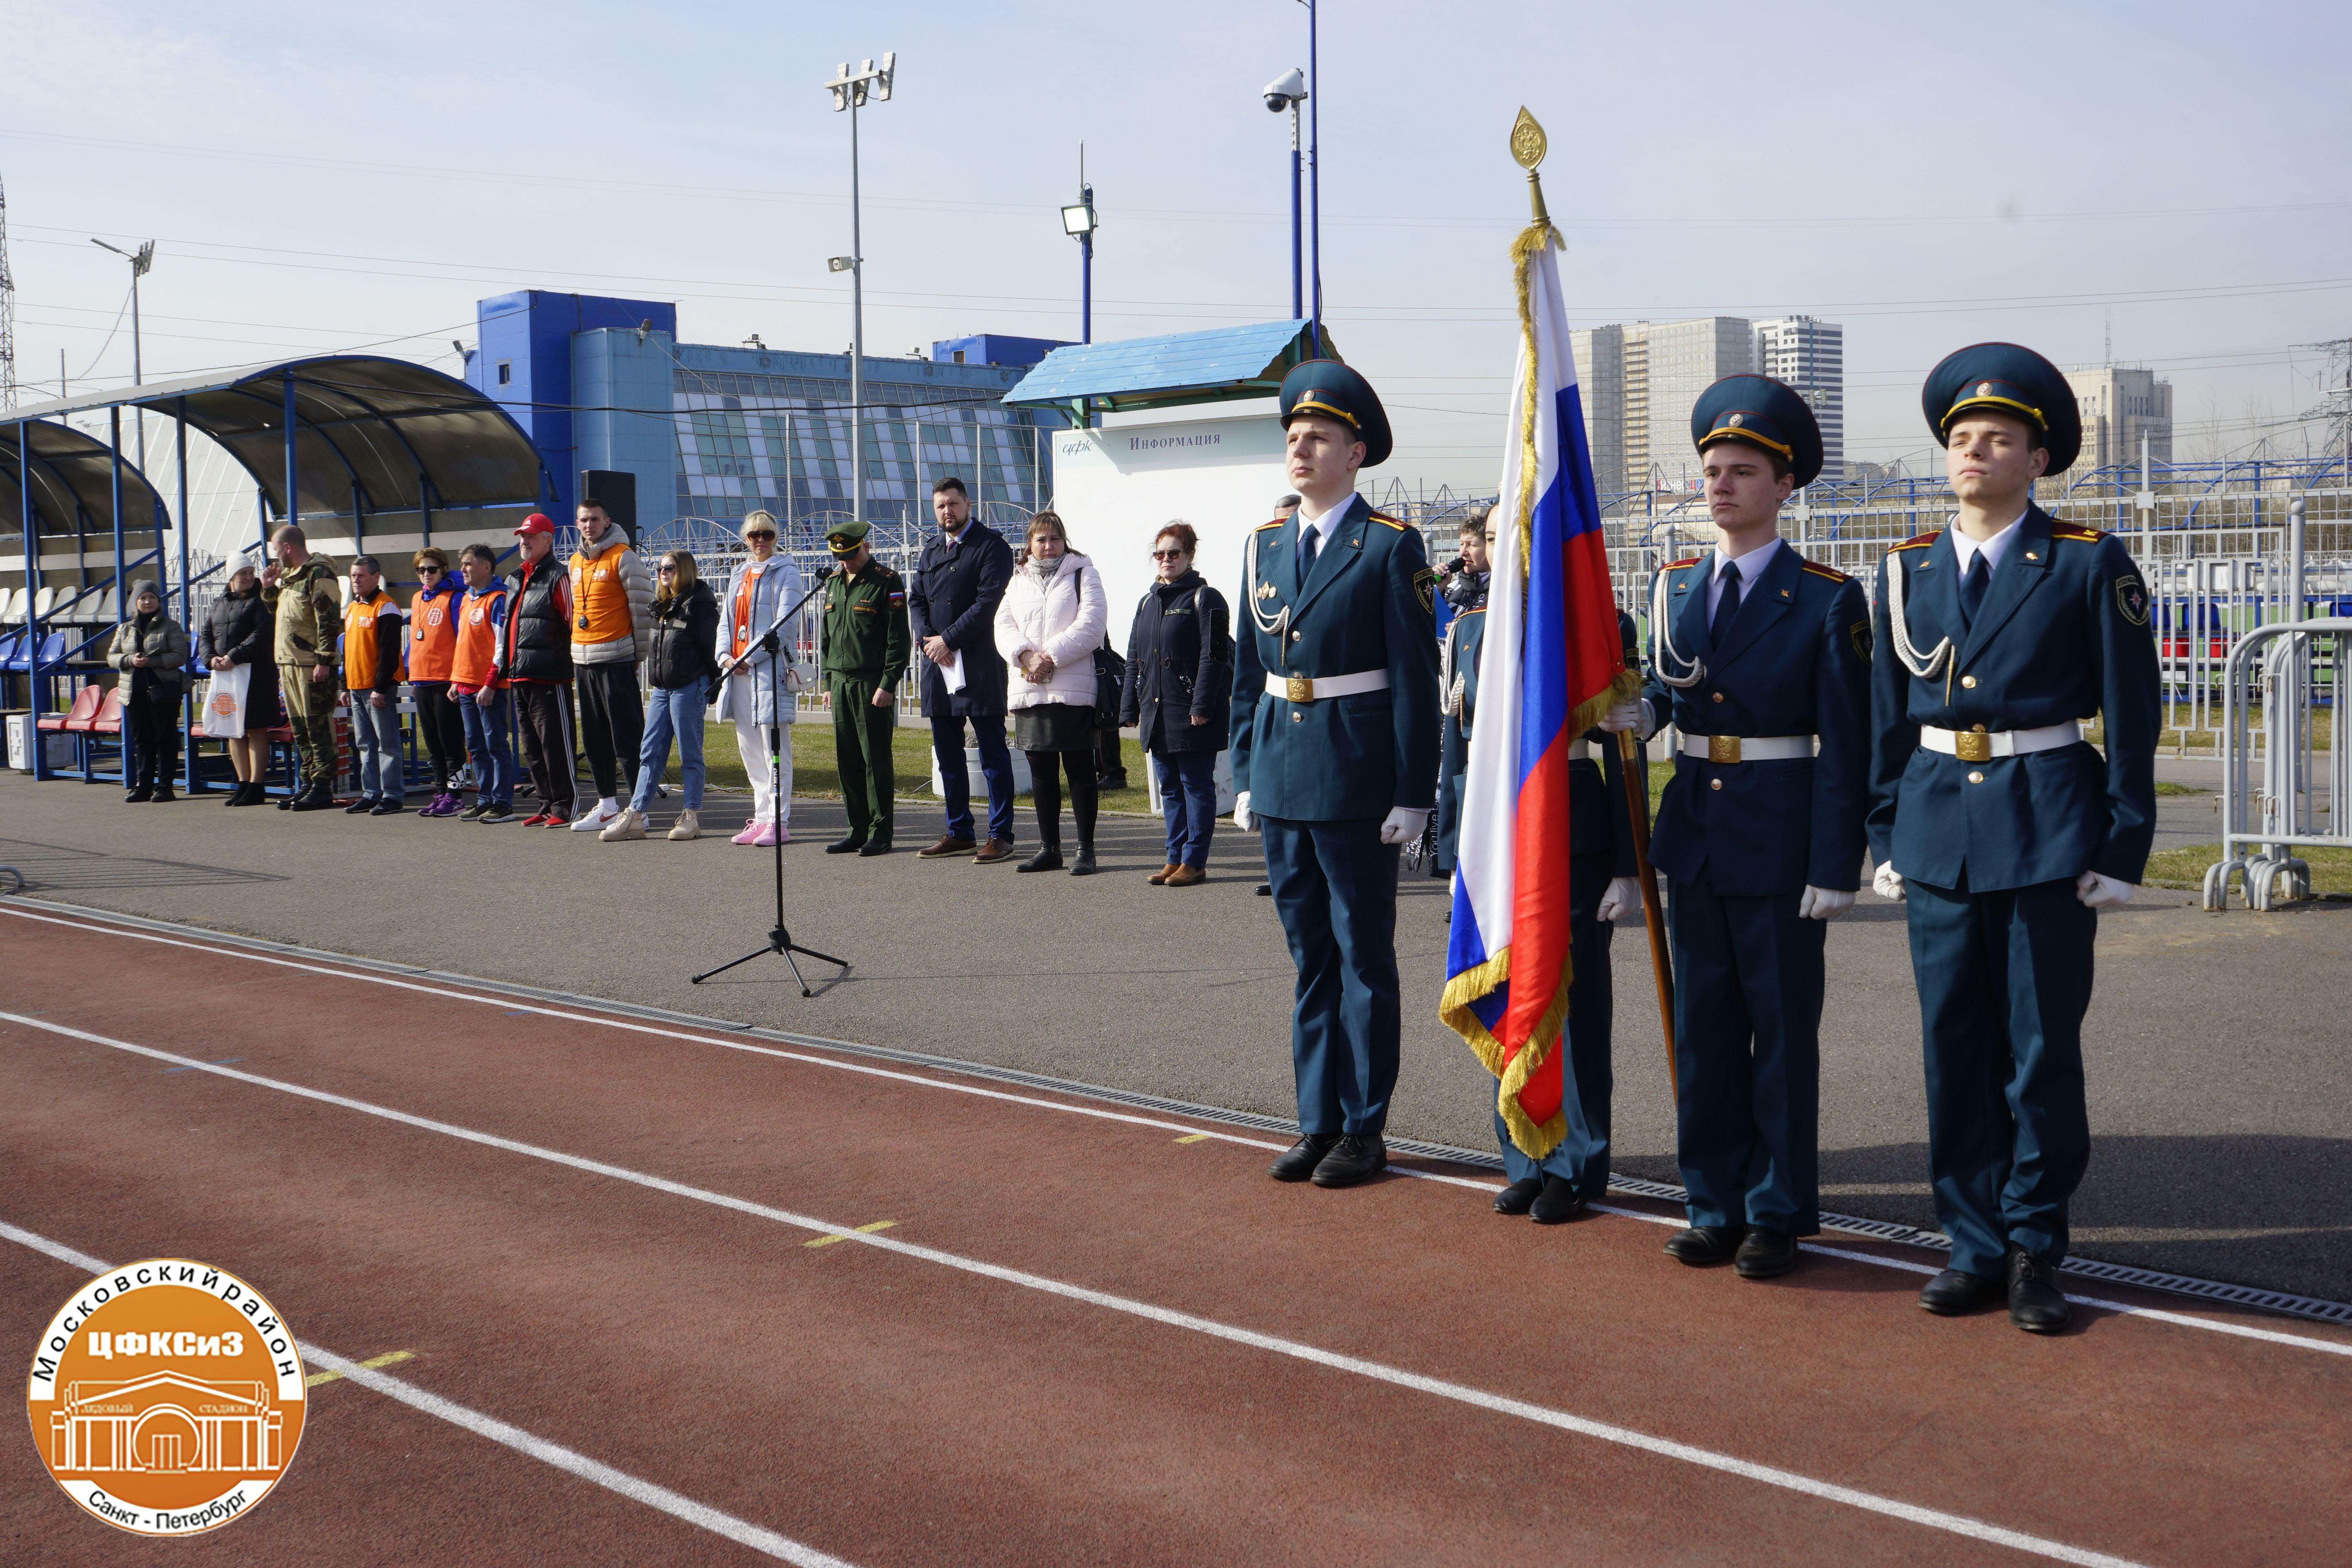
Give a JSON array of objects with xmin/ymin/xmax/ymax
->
[
  {"xmin": 1754, "ymin": 316, "xmax": 1844, "ymax": 477},
  {"xmin": 2064, "ymin": 365, "xmax": 2172, "ymax": 478},
  {"xmin": 1572, "ymin": 314, "xmax": 1848, "ymax": 501}
]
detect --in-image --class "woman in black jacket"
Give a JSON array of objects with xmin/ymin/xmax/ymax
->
[
  {"xmin": 603, "ymin": 549, "xmax": 720, "ymax": 842},
  {"xmin": 197, "ymin": 561, "xmax": 281, "ymax": 806},
  {"xmin": 1118, "ymin": 521, "xmax": 1231, "ymax": 886}
]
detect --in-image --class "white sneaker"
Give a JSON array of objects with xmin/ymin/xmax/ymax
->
[
  {"xmin": 570, "ymin": 801, "xmax": 616, "ymax": 832},
  {"xmin": 666, "ymin": 808, "xmax": 700, "ymax": 842},
  {"xmin": 599, "ymin": 806, "xmax": 647, "ymax": 842}
]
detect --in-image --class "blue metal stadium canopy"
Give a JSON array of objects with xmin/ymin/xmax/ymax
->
[{"xmin": 1002, "ymin": 320, "xmax": 1337, "ymax": 423}]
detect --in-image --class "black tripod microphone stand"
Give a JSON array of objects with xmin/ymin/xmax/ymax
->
[{"xmin": 691, "ymin": 568, "xmax": 849, "ymax": 996}]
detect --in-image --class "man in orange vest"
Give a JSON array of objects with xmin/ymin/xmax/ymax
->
[
  {"xmin": 566, "ymin": 498, "xmax": 654, "ymax": 833},
  {"xmin": 406, "ymin": 546, "xmax": 468, "ymax": 815},
  {"xmin": 449, "ymin": 543, "xmax": 519, "ymax": 823},
  {"xmin": 341, "ymin": 555, "xmax": 407, "ymax": 816}
]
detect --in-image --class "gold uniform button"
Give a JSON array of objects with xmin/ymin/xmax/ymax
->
[
  {"xmin": 1291, "ymin": 711, "xmax": 1303, "ymax": 722},
  {"xmin": 1711, "ymin": 691, "xmax": 1725, "ymax": 704},
  {"xmin": 1967, "ymin": 770, "xmax": 1985, "ymax": 784},
  {"xmin": 1709, "ymin": 778, "xmax": 1723, "ymax": 791},
  {"xmin": 1961, "ymin": 675, "xmax": 1977, "ymax": 689}
]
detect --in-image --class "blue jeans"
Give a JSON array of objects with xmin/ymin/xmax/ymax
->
[
  {"xmin": 456, "ymin": 688, "xmax": 515, "ymax": 806},
  {"xmin": 1154, "ymin": 749, "xmax": 1218, "ymax": 868},
  {"xmin": 632, "ymin": 685, "xmax": 706, "ymax": 812},
  {"xmin": 931, "ymin": 714, "xmax": 1015, "ymax": 843},
  {"xmin": 352, "ymin": 698, "xmax": 405, "ymax": 802}
]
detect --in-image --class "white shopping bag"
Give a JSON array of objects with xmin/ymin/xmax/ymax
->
[{"xmin": 201, "ymin": 664, "xmax": 251, "ymax": 738}]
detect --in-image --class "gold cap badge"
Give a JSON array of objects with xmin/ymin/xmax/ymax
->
[{"xmin": 1727, "ymin": 414, "xmax": 1744, "ymax": 427}]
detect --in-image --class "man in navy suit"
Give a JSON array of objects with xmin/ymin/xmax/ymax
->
[
  {"xmin": 1232, "ymin": 361, "xmax": 1441, "ymax": 1189},
  {"xmin": 1619, "ymin": 376, "xmax": 1871, "ymax": 1281},
  {"xmin": 1868, "ymin": 343, "xmax": 2160, "ymax": 1334},
  {"xmin": 908, "ymin": 476, "xmax": 1019, "ymax": 862}
]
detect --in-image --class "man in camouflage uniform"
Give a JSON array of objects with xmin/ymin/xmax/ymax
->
[
  {"xmin": 820, "ymin": 519, "xmax": 911, "ymax": 856},
  {"xmin": 260, "ymin": 524, "xmax": 345, "ymax": 810}
]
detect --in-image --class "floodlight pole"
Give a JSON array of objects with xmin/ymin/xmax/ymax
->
[
  {"xmin": 91, "ymin": 238, "xmax": 154, "ymax": 468},
  {"xmin": 1080, "ymin": 183, "xmax": 1095, "ymax": 345},
  {"xmin": 1306, "ymin": 0, "xmax": 1321, "ymax": 356},
  {"xmin": 1289, "ymin": 96, "xmax": 1304, "ymax": 321},
  {"xmin": 828, "ymin": 54, "xmax": 895, "ymax": 530}
]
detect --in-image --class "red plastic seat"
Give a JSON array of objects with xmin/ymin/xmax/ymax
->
[
  {"xmin": 54, "ymin": 686, "xmax": 104, "ymax": 733},
  {"xmin": 89, "ymin": 687, "xmax": 124, "ymax": 735}
]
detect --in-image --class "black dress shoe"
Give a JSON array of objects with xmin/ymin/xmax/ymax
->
[
  {"xmin": 1918, "ymin": 1267, "xmax": 2003, "ymax": 1316},
  {"xmin": 1735, "ymin": 1225, "xmax": 1798, "ymax": 1279},
  {"xmin": 1662, "ymin": 1225, "xmax": 1743, "ymax": 1267},
  {"xmin": 824, "ymin": 836, "xmax": 867, "ymax": 855},
  {"xmin": 1529, "ymin": 1174, "xmax": 1587, "ymax": 1225},
  {"xmin": 1069, "ymin": 846, "xmax": 1098, "ymax": 876},
  {"xmin": 1492, "ymin": 1177, "xmax": 1543, "ymax": 1215},
  {"xmin": 857, "ymin": 839, "xmax": 893, "ymax": 857},
  {"xmin": 2007, "ymin": 1247, "xmax": 2071, "ymax": 1334},
  {"xmin": 1268, "ymin": 1133, "xmax": 1339, "ymax": 1183},
  {"xmin": 124, "ymin": 784, "xmax": 154, "ymax": 803},
  {"xmin": 1310, "ymin": 1133, "xmax": 1387, "ymax": 1188},
  {"xmin": 345, "ymin": 796, "xmax": 377, "ymax": 814},
  {"xmin": 1016, "ymin": 846, "xmax": 1063, "ymax": 872},
  {"xmin": 150, "ymin": 785, "xmax": 176, "ymax": 804}
]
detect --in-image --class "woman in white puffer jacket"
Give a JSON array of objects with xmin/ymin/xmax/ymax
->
[{"xmin": 994, "ymin": 510, "xmax": 1109, "ymax": 874}]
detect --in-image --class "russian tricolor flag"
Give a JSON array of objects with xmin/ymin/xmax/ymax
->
[{"xmin": 1441, "ymin": 221, "xmax": 1636, "ymax": 1158}]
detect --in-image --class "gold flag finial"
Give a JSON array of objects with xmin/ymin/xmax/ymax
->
[{"xmin": 1510, "ymin": 107, "xmax": 1550, "ymax": 226}]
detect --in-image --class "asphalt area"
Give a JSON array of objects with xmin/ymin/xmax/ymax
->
[{"xmin": 5, "ymin": 902, "xmax": 2348, "ymax": 1566}]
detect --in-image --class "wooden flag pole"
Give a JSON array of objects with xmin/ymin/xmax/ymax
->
[{"xmin": 1617, "ymin": 729, "xmax": 1677, "ymax": 1101}]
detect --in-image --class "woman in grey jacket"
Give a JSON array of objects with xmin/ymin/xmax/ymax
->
[{"xmin": 108, "ymin": 578, "xmax": 192, "ymax": 802}]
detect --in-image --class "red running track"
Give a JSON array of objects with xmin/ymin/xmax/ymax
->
[{"xmin": 2, "ymin": 902, "xmax": 2347, "ymax": 1567}]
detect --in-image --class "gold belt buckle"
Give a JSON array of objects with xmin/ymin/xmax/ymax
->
[
  {"xmin": 1707, "ymin": 734, "xmax": 1742, "ymax": 765},
  {"xmin": 1955, "ymin": 726, "xmax": 1993, "ymax": 763},
  {"xmin": 1285, "ymin": 673, "xmax": 1315, "ymax": 704}
]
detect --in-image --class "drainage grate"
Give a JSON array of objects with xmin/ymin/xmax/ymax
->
[{"xmin": 23, "ymin": 896, "xmax": 2352, "ymax": 1331}]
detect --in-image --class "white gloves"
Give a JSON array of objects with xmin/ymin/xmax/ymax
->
[
  {"xmin": 1872, "ymin": 863, "xmax": 1906, "ymax": 902},
  {"xmin": 1379, "ymin": 807, "xmax": 1430, "ymax": 846},
  {"xmin": 1797, "ymin": 886, "xmax": 1855, "ymax": 920},
  {"xmin": 1597, "ymin": 698, "xmax": 1655, "ymax": 740},
  {"xmin": 2076, "ymin": 869, "xmax": 2135, "ymax": 908},
  {"xmin": 1232, "ymin": 791, "xmax": 1253, "ymax": 831},
  {"xmin": 1595, "ymin": 876, "xmax": 1643, "ymax": 923}
]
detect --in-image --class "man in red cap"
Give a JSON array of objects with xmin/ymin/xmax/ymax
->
[{"xmin": 501, "ymin": 514, "xmax": 577, "ymax": 826}]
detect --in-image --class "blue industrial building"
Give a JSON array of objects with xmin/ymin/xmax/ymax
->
[{"xmin": 465, "ymin": 291, "xmax": 1068, "ymax": 547}]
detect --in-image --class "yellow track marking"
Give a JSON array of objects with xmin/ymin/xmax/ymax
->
[
  {"xmin": 804, "ymin": 1220, "xmax": 896, "ymax": 1249},
  {"xmin": 307, "ymin": 1348, "xmax": 416, "ymax": 1387},
  {"xmin": 1173, "ymin": 1133, "xmax": 1212, "ymax": 1144}
]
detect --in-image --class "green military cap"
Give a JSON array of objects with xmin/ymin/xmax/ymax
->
[{"xmin": 824, "ymin": 518, "xmax": 871, "ymax": 556}]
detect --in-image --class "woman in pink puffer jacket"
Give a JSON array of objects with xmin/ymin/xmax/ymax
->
[{"xmin": 994, "ymin": 510, "xmax": 1109, "ymax": 874}]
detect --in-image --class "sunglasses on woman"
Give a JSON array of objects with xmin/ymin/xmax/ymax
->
[
  {"xmin": 1151, "ymin": 548, "xmax": 1187, "ymax": 560},
  {"xmin": 659, "ymin": 566, "xmax": 677, "ymax": 575},
  {"xmin": 745, "ymin": 531, "xmax": 777, "ymax": 542}
]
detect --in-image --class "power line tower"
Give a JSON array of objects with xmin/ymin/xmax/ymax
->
[
  {"xmin": 0, "ymin": 171, "xmax": 16, "ymax": 408},
  {"xmin": 2295, "ymin": 337, "xmax": 2351, "ymax": 463}
]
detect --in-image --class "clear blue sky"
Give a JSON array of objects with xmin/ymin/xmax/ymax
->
[{"xmin": 7, "ymin": 0, "xmax": 2348, "ymax": 492}]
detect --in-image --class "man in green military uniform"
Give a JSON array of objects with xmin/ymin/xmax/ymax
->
[
  {"xmin": 820, "ymin": 519, "xmax": 911, "ymax": 856},
  {"xmin": 259, "ymin": 523, "xmax": 345, "ymax": 811}
]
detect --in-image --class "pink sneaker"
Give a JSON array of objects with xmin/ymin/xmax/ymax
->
[
  {"xmin": 748, "ymin": 821, "xmax": 779, "ymax": 847},
  {"xmin": 731, "ymin": 822, "xmax": 762, "ymax": 845}
]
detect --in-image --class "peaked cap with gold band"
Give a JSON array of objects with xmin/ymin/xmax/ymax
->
[
  {"xmin": 1278, "ymin": 358, "xmax": 1392, "ymax": 468},
  {"xmin": 1922, "ymin": 341, "xmax": 2083, "ymax": 472},
  {"xmin": 1690, "ymin": 373, "xmax": 1825, "ymax": 488},
  {"xmin": 823, "ymin": 518, "xmax": 871, "ymax": 556}
]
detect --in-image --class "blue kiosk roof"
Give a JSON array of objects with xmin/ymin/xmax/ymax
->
[{"xmin": 1002, "ymin": 320, "xmax": 1337, "ymax": 419}]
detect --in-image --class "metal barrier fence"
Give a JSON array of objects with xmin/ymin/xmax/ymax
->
[{"xmin": 2203, "ymin": 617, "xmax": 2350, "ymax": 911}]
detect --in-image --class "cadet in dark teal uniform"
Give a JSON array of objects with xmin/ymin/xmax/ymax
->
[
  {"xmin": 1493, "ymin": 607, "xmax": 1650, "ymax": 1226},
  {"xmin": 1232, "ymin": 360, "xmax": 1442, "ymax": 1189},
  {"xmin": 1628, "ymin": 376, "xmax": 1872, "ymax": 1281},
  {"xmin": 1868, "ymin": 343, "xmax": 2160, "ymax": 1334}
]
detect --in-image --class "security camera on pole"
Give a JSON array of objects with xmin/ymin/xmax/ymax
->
[
  {"xmin": 1261, "ymin": 68, "xmax": 1307, "ymax": 321},
  {"xmin": 824, "ymin": 52, "xmax": 895, "ymax": 532}
]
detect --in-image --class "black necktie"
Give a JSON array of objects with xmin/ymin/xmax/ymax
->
[
  {"xmin": 1960, "ymin": 552, "xmax": 1990, "ymax": 629},
  {"xmin": 1296, "ymin": 522, "xmax": 1320, "ymax": 583},
  {"xmin": 1713, "ymin": 561, "xmax": 1742, "ymax": 636}
]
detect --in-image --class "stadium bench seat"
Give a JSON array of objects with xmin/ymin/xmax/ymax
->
[{"xmin": 44, "ymin": 686, "xmax": 102, "ymax": 733}]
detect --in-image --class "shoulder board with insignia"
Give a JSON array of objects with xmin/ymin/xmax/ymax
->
[
  {"xmin": 1457, "ymin": 604, "xmax": 1486, "ymax": 617},
  {"xmin": 1888, "ymin": 532, "xmax": 1940, "ymax": 553},
  {"xmin": 1799, "ymin": 561, "xmax": 1851, "ymax": 582},
  {"xmin": 2051, "ymin": 526, "xmax": 2106, "ymax": 542},
  {"xmin": 1664, "ymin": 556, "xmax": 1703, "ymax": 570},
  {"xmin": 1367, "ymin": 511, "xmax": 1408, "ymax": 532},
  {"xmin": 1254, "ymin": 518, "xmax": 1286, "ymax": 532}
]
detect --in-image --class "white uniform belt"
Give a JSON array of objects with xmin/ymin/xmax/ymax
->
[
  {"xmin": 1679, "ymin": 733, "xmax": 1815, "ymax": 763},
  {"xmin": 1919, "ymin": 720, "xmax": 2081, "ymax": 760},
  {"xmin": 1566, "ymin": 738, "xmax": 1591, "ymax": 763},
  {"xmin": 1273, "ymin": 668, "xmax": 1390, "ymax": 702}
]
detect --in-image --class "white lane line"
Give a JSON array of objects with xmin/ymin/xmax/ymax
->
[
  {"xmin": 6, "ymin": 904, "xmax": 2345, "ymax": 1361},
  {"xmin": 0, "ymin": 1013, "xmax": 2156, "ymax": 1568},
  {"xmin": 0, "ymin": 1220, "xmax": 860, "ymax": 1568}
]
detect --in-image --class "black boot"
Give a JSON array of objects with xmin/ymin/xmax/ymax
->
[
  {"xmin": 1492, "ymin": 1177, "xmax": 1543, "ymax": 1215},
  {"xmin": 150, "ymin": 781, "xmax": 177, "ymax": 804},
  {"xmin": 291, "ymin": 781, "xmax": 337, "ymax": 812},
  {"xmin": 1017, "ymin": 844, "xmax": 1063, "ymax": 872},
  {"xmin": 1069, "ymin": 844, "xmax": 1098, "ymax": 876},
  {"xmin": 124, "ymin": 782, "xmax": 154, "ymax": 803},
  {"xmin": 1529, "ymin": 1174, "xmax": 1588, "ymax": 1225}
]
